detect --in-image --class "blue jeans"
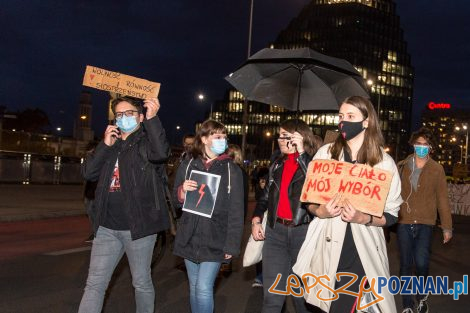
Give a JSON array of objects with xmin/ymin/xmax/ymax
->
[
  {"xmin": 396, "ymin": 223, "xmax": 433, "ymax": 309},
  {"xmin": 78, "ymin": 226, "xmax": 157, "ymax": 313},
  {"xmin": 184, "ymin": 259, "xmax": 221, "ymax": 313}
]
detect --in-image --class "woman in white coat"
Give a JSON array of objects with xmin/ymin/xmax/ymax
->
[{"xmin": 295, "ymin": 96, "xmax": 402, "ymax": 313}]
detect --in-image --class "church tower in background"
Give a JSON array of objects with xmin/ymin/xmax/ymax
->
[{"xmin": 73, "ymin": 91, "xmax": 94, "ymax": 142}]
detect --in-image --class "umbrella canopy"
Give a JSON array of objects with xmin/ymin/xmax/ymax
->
[{"xmin": 225, "ymin": 47, "xmax": 369, "ymax": 112}]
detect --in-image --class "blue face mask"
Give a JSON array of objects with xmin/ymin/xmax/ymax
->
[
  {"xmin": 414, "ymin": 145, "xmax": 430, "ymax": 158},
  {"xmin": 210, "ymin": 139, "xmax": 227, "ymax": 155},
  {"xmin": 116, "ymin": 116, "xmax": 139, "ymax": 133}
]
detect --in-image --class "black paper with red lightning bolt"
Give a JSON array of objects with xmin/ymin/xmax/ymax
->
[{"xmin": 196, "ymin": 183, "xmax": 206, "ymax": 208}]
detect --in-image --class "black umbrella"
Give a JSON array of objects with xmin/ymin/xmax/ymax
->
[{"xmin": 225, "ymin": 47, "xmax": 369, "ymax": 112}]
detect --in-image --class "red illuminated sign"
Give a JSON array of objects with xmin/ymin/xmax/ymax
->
[{"xmin": 428, "ymin": 102, "xmax": 451, "ymax": 110}]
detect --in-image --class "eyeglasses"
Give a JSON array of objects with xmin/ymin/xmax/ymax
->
[
  {"xmin": 115, "ymin": 110, "xmax": 138, "ymax": 119},
  {"xmin": 277, "ymin": 136, "xmax": 292, "ymax": 141}
]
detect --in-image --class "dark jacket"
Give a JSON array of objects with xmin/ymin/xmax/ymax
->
[
  {"xmin": 253, "ymin": 153, "xmax": 313, "ymax": 228},
  {"xmin": 172, "ymin": 156, "xmax": 244, "ymax": 263},
  {"xmin": 82, "ymin": 116, "xmax": 170, "ymax": 240}
]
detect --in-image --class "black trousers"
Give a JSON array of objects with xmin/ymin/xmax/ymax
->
[
  {"xmin": 329, "ymin": 224, "xmax": 366, "ymax": 313},
  {"xmin": 262, "ymin": 222, "xmax": 322, "ymax": 313}
]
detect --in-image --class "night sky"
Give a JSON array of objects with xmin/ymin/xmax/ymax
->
[{"xmin": 1, "ymin": 0, "xmax": 469, "ymax": 143}]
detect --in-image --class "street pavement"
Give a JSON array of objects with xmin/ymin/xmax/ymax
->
[
  {"xmin": 0, "ymin": 184, "xmax": 85, "ymax": 222},
  {"xmin": 0, "ymin": 184, "xmax": 469, "ymax": 312}
]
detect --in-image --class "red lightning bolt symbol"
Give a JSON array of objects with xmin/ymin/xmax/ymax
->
[{"xmin": 196, "ymin": 183, "xmax": 206, "ymax": 208}]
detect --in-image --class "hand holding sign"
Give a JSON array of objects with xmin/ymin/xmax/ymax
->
[
  {"xmin": 182, "ymin": 180, "xmax": 198, "ymax": 192},
  {"xmin": 301, "ymin": 159, "xmax": 393, "ymax": 217},
  {"xmin": 341, "ymin": 198, "xmax": 370, "ymax": 224},
  {"xmin": 144, "ymin": 98, "xmax": 160, "ymax": 119},
  {"xmin": 315, "ymin": 193, "xmax": 343, "ymax": 218}
]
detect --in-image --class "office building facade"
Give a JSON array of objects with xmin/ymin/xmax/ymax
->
[
  {"xmin": 421, "ymin": 102, "xmax": 469, "ymax": 175},
  {"xmin": 213, "ymin": 0, "xmax": 413, "ymax": 162}
]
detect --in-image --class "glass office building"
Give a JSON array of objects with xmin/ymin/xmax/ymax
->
[{"xmin": 213, "ymin": 0, "xmax": 413, "ymax": 162}]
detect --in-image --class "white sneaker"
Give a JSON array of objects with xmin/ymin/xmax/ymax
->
[
  {"xmin": 417, "ymin": 299, "xmax": 429, "ymax": 313},
  {"xmin": 402, "ymin": 308, "xmax": 414, "ymax": 313},
  {"xmin": 417, "ymin": 294, "xmax": 429, "ymax": 313}
]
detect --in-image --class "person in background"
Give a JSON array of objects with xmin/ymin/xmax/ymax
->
[
  {"xmin": 396, "ymin": 127, "xmax": 453, "ymax": 313},
  {"xmin": 250, "ymin": 165, "xmax": 259, "ymax": 192},
  {"xmin": 83, "ymin": 141, "xmax": 99, "ymax": 243},
  {"xmin": 78, "ymin": 97, "xmax": 170, "ymax": 313},
  {"xmin": 227, "ymin": 144, "xmax": 248, "ymax": 219},
  {"xmin": 83, "ymin": 179, "xmax": 98, "ymax": 242},
  {"xmin": 251, "ymin": 118, "xmax": 322, "ymax": 313},
  {"xmin": 173, "ymin": 120, "xmax": 244, "ymax": 313},
  {"xmin": 305, "ymin": 96, "xmax": 402, "ymax": 313},
  {"xmin": 168, "ymin": 134, "xmax": 195, "ymax": 218},
  {"xmin": 181, "ymin": 134, "xmax": 195, "ymax": 161},
  {"xmin": 252, "ymin": 165, "xmax": 269, "ymax": 288}
]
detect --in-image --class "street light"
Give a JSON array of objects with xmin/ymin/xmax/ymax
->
[
  {"xmin": 173, "ymin": 125, "xmax": 182, "ymax": 146},
  {"xmin": 455, "ymin": 124, "xmax": 469, "ymax": 164},
  {"xmin": 451, "ymin": 137, "xmax": 463, "ymax": 164},
  {"xmin": 241, "ymin": 0, "xmax": 255, "ymax": 157},
  {"xmin": 366, "ymin": 79, "xmax": 381, "ymax": 119},
  {"xmin": 265, "ymin": 131, "xmax": 275, "ymax": 154},
  {"xmin": 56, "ymin": 127, "xmax": 62, "ymax": 155},
  {"xmin": 197, "ymin": 93, "xmax": 212, "ymax": 119}
]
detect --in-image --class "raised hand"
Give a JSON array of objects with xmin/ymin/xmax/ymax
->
[
  {"xmin": 143, "ymin": 97, "xmax": 160, "ymax": 120},
  {"xmin": 291, "ymin": 131, "xmax": 305, "ymax": 154}
]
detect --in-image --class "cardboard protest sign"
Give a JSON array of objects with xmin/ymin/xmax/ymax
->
[
  {"xmin": 183, "ymin": 170, "xmax": 221, "ymax": 218},
  {"xmin": 300, "ymin": 159, "xmax": 393, "ymax": 216},
  {"xmin": 82, "ymin": 65, "xmax": 160, "ymax": 99}
]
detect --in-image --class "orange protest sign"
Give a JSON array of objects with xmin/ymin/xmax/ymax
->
[
  {"xmin": 82, "ymin": 65, "xmax": 160, "ymax": 99},
  {"xmin": 300, "ymin": 159, "xmax": 392, "ymax": 217}
]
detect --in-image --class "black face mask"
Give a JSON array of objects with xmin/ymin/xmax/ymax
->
[{"xmin": 338, "ymin": 120, "xmax": 365, "ymax": 141}]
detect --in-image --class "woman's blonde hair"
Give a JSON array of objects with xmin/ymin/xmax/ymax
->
[
  {"xmin": 329, "ymin": 96, "xmax": 384, "ymax": 167},
  {"xmin": 227, "ymin": 144, "xmax": 243, "ymax": 166}
]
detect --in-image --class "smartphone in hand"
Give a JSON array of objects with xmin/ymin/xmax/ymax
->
[{"xmin": 109, "ymin": 120, "xmax": 120, "ymax": 138}]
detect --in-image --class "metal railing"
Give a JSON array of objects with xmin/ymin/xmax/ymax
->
[{"xmin": 0, "ymin": 150, "xmax": 83, "ymax": 184}]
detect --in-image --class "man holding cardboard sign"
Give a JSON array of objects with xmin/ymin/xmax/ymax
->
[
  {"xmin": 294, "ymin": 96, "xmax": 402, "ymax": 313},
  {"xmin": 78, "ymin": 96, "xmax": 169, "ymax": 313}
]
